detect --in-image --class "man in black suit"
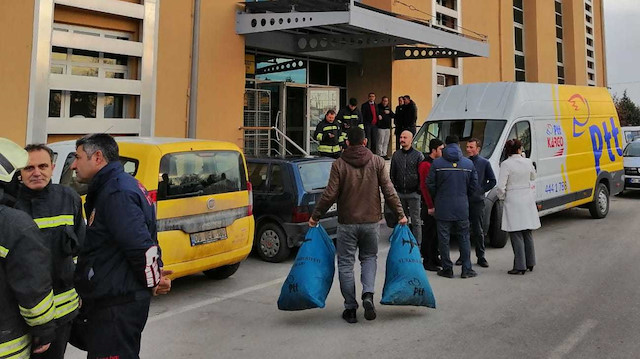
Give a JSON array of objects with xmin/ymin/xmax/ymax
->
[{"xmin": 361, "ymin": 92, "xmax": 378, "ymax": 151}]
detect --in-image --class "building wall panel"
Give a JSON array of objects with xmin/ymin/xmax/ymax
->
[
  {"xmin": 1, "ymin": 1, "xmax": 35, "ymax": 145},
  {"xmin": 155, "ymin": 0, "xmax": 193, "ymax": 138}
]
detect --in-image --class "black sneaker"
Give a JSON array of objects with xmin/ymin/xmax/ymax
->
[
  {"xmin": 455, "ymin": 258, "xmax": 463, "ymax": 266},
  {"xmin": 362, "ymin": 293, "xmax": 377, "ymax": 321},
  {"xmin": 342, "ymin": 309, "xmax": 357, "ymax": 324},
  {"xmin": 461, "ymin": 269, "xmax": 478, "ymax": 278},
  {"xmin": 437, "ymin": 268, "xmax": 454, "ymax": 278},
  {"xmin": 477, "ymin": 258, "xmax": 489, "ymax": 268}
]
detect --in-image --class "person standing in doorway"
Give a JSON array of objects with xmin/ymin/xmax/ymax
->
[
  {"xmin": 390, "ymin": 130, "xmax": 424, "ymax": 246},
  {"xmin": 418, "ymin": 138, "xmax": 444, "ymax": 271},
  {"xmin": 15, "ymin": 144, "xmax": 85, "ymax": 359},
  {"xmin": 402, "ymin": 95, "xmax": 418, "ymax": 135},
  {"xmin": 427, "ymin": 135, "xmax": 479, "ymax": 279},
  {"xmin": 394, "ymin": 96, "xmax": 405, "ymax": 151},
  {"xmin": 309, "ymin": 127, "xmax": 407, "ymax": 324},
  {"xmin": 454, "ymin": 138, "xmax": 495, "ymax": 268},
  {"xmin": 376, "ymin": 96, "xmax": 394, "ymax": 159},
  {"xmin": 314, "ymin": 109, "xmax": 343, "ymax": 158},
  {"xmin": 361, "ymin": 92, "xmax": 379, "ymax": 151},
  {"xmin": 497, "ymin": 139, "xmax": 540, "ymax": 275}
]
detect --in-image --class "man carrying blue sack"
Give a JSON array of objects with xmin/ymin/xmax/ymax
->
[{"xmin": 309, "ymin": 127, "xmax": 407, "ymax": 324}]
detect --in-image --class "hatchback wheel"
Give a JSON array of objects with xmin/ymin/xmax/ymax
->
[{"xmin": 256, "ymin": 223, "xmax": 290, "ymax": 263}]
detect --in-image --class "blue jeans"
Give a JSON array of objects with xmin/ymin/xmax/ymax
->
[
  {"xmin": 336, "ymin": 223, "xmax": 379, "ymax": 309},
  {"xmin": 437, "ymin": 220, "xmax": 472, "ymax": 272}
]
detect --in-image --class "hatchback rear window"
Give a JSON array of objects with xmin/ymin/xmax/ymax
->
[
  {"xmin": 157, "ymin": 151, "xmax": 247, "ymax": 200},
  {"xmin": 298, "ymin": 161, "xmax": 333, "ymax": 192}
]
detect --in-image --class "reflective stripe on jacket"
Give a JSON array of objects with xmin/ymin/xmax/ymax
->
[
  {"xmin": 15, "ymin": 183, "xmax": 85, "ymax": 324},
  {"xmin": 0, "ymin": 204, "xmax": 56, "ymax": 355}
]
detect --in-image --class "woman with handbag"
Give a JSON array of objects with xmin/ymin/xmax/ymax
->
[{"xmin": 497, "ymin": 139, "xmax": 541, "ymax": 275}]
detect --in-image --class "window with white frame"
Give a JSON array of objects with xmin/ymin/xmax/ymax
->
[
  {"xmin": 48, "ymin": 25, "xmax": 137, "ymax": 120},
  {"xmin": 555, "ymin": 0, "xmax": 565, "ymax": 84},
  {"xmin": 513, "ymin": 0, "xmax": 525, "ymax": 82}
]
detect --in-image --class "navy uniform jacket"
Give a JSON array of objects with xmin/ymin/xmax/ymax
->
[
  {"xmin": 427, "ymin": 144, "xmax": 479, "ymax": 221},
  {"xmin": 75, "ymin": 162, "xmax": 162, "ymax": 301}
]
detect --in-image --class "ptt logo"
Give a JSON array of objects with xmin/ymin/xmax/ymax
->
[{"xmin": 569, "ymin": 94, "xmax": 623, "ymax": 174}]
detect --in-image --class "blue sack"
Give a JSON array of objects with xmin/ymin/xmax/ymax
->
[
  {"xmin": 277, "ymin": 225, "xmax": 336, "ymax": 311},
  {"xmin": 381, "ymin": 225, "xmax": 436, "ymax": 308}
]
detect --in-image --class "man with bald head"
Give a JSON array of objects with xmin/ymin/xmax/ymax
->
[{"xmin": 390, "ymin": 130, "xmax": 424, "ymax": 244}]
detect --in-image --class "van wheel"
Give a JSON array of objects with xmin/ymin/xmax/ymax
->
[
  {"xmin": 203, "ymin": 262, "xmax": 240, "ymax": 280},
  {"xmin": 256, "ymin": 223, "xmax": 290, "ymax": 263},
  {"xmin": 589, "ymin": 183, "xmax": 609, "ymax": 219},
  {"xmin": 489, "ymin": 202, "xmax": 508, "ymax": 248}
]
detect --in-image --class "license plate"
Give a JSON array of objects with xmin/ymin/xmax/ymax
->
[
  {"xmin": 631, "ymin": 178, "xmax": 640, "ymax": 184},
  {"xmin": 328, "ymin": 203, "xmax": 337, "ymax": 212},
  {"xmin": 190, "ymin": 228, "xmax": 227, "ymax": 246}
]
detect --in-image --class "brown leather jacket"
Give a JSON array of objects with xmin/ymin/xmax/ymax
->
[{"xmin": 311, "ymin": 145, "xmax": 404, "ymax": 224}]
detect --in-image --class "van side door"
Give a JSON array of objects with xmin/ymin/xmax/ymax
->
[{"xmin": 503, "ymin": 118, "xmax": 539, "ymax": 198}]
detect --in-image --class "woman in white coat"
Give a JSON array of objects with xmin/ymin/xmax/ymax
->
[{"xmin": 497, "ymin": 139, "xmax": 541, "ymax": 275}]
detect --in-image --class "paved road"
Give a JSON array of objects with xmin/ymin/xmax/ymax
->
[{"xmin": 67, "ymin": 191, "xmax": 640, "ymax": 359}]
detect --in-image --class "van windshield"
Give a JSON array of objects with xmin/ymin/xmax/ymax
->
[{"xmin": 413, "ymin": 119, "xmax": 507, "ymax": 158}]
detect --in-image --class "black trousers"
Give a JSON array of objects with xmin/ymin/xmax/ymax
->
[
  {"xmin": 364, "ymin": 124, "xmax": 378, "ymax": 151},
  {"xmin": 421, "ymin": 206, "xmax": 439, "ymax": 266},
  {"xmin": 85, "ymin": 298, "xmax": 151, "ymax": 359},
  {"xmin": 32, "ymin": 321, "xmax": 72, "ymax": 359}
]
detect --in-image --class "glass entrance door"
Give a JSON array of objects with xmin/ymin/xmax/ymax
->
[{"xmin": 307, "ymin": 87, "xmax": 340, "ymax": 153}]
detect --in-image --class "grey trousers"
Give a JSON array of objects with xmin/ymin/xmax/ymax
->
[
  {"xmin": 336, "ymin": 223, "xmax": 379, "ymax": 309},
  {"xmin": 376, "ymin": 128, "xmax": 390, "ymax": 157},
  {"xmin": 509, "ymin": 230, "xmax": 536, "ymax": 271},
  {"xmin": 399, "ymin": 192, "xmax": 422, "ymax": 245}
]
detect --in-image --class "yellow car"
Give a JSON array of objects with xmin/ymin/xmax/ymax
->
[{"xmin": 49, "ymin": 137, "xmax": 254, "ymax": 280}]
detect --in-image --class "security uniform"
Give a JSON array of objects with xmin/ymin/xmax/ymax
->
[
  {"xmin": 314, "ymin": 118, "xmax": 344, "ymax": 158},
  {"xmin": 0, "ymin": 200, "xmax": 57, "ymax": 359},
  {"xmin": 74, "ymin": 162, "xmax": 161, "ymax": 359},
  {"xmin": 15, "ymin": 183, "xmax": 85, "ymax": 359}
]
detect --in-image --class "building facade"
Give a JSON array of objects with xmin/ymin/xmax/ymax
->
[{"xmin": 1, "ymin": 0, "xmax": 607, "ymax": 153}]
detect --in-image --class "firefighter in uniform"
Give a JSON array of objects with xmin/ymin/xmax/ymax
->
[
  {"xmin": 314, "ymin": 109, "xmax": 343, "ymax": 158},
  {"xmin": 0, "ymin": 138, "xmax": 57, "ymax": 358},
  {"xmin": 336, "ymin": 98, "xmax": 364, "ymax": 147},
  {"xmin": 15, "ymin": 144, "xmax": 85, "ymax": 359},
  {"xmin": 70, "ymin": 133, "xmax": 171, "ymax": 359}
]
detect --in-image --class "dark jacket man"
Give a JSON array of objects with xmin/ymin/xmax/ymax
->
[
  {"xmin": 71, "ymin": 133, "xmax": 166, "ymax": 358},
  {"xmin": 15, "ymin": 183, "xmax": 84, "ymax": 329},
  {"xmin": 390, "ymin": 146, "xmax": 424, "ymax": 194},
  {"xmin": 376, "ymin": 102, "xmax": 393, "ymax": 130},
  {"xmin": 469, "ymin": 154, "xmax": 496, "ymax": 203},
  {"xmin": 427, "ymin": 143, "xmax": 478, "ymax": 221},
  {"xmin": 76, "ymin": 161, "xmax": 161, "ymax": 300}
]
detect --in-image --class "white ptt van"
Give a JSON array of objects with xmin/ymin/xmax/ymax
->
[{"xmin": 413, "ymin": 82, "xmax": 624, "ymax": 248}]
